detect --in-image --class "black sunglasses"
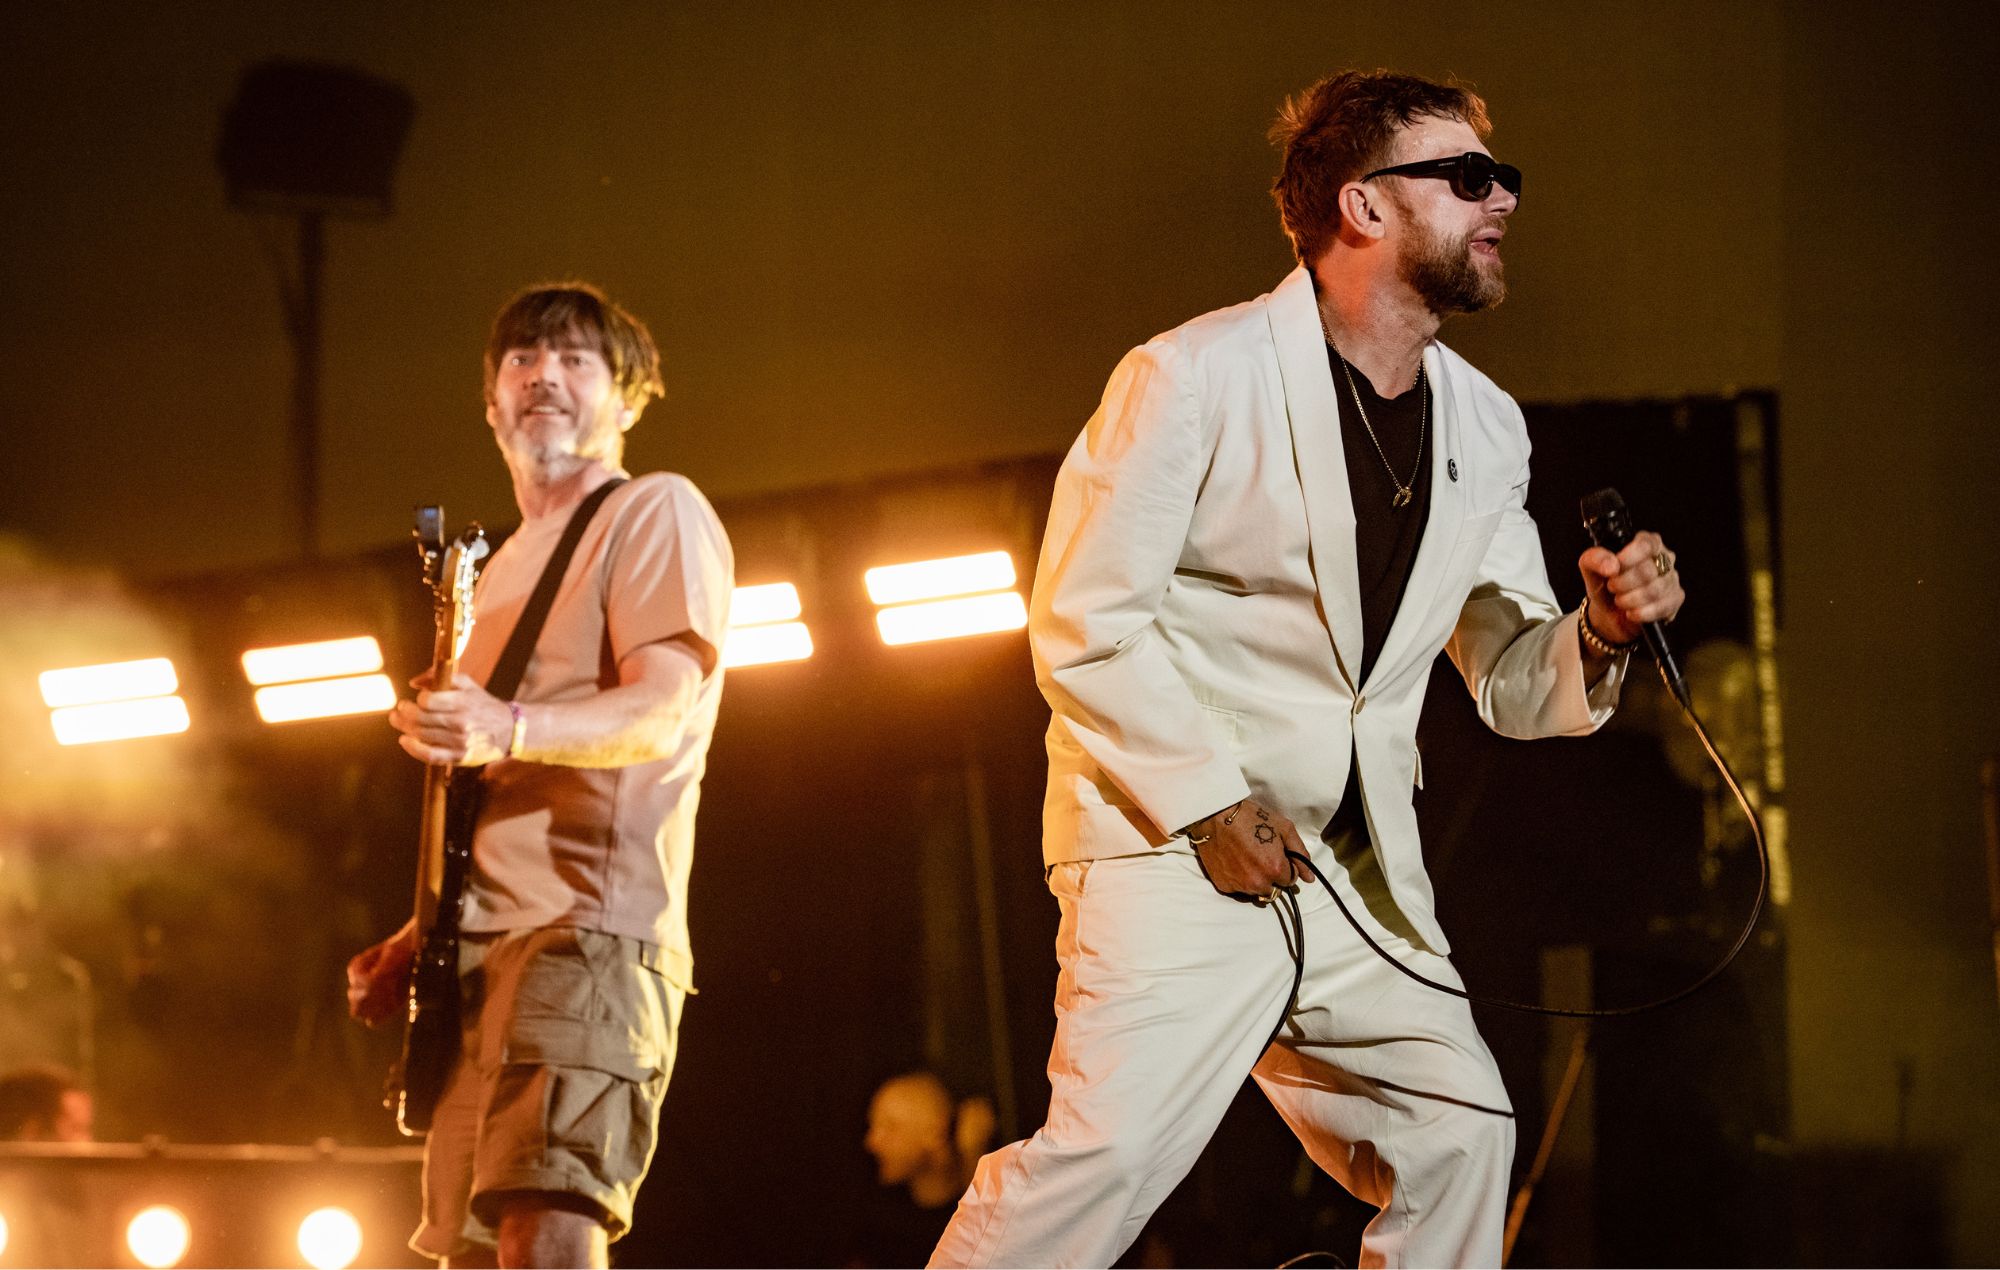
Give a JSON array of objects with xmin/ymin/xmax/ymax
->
[{"xmin": 1362, "ymin": 151, "xmax": 1522, "ymax": 202}]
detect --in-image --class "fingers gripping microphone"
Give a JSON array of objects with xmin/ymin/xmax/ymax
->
[{"xmin": 1580, "ymin": 488, "xmax": 1691, "ymax": 709}]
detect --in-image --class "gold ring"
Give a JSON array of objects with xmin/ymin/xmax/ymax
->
[{"xmin": 1653, "ymin": 552, "xmax": 1670, "ymax": 577}]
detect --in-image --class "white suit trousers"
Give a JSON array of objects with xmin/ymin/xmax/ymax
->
[{"xmin": 930, "ymin": 848, "xmax": 1515, "ymax": 1270}]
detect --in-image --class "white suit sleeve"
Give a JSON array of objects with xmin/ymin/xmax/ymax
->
[
  {"xmin": 1445, "ymin": 417, "xmax": 1624, "ymax": 739},
  {"xmin": 1030, "ymin": 338, "xmax": 1253, "ymax": 837}
]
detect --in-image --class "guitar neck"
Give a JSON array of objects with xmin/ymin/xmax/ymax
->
[{"xmin": 411, "ymin": 642, "xmax": 462, "ymax": 939}]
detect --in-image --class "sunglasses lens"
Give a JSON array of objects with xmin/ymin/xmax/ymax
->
[
  {"xmin": 1452, "ymin": 153, "xmax": 1493, "ymax": 200},
  {"xmin": 1450, "ymin": 154, "xmax": 1522, "ymax": 201}
]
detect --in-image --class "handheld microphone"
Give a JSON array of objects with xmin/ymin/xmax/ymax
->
[{"xmin": 1580, "ymin": 488, "xmax": 1690, "ymax": 709}]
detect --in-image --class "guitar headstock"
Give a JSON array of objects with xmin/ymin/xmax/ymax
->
[
  {"xmin": 415, "ymin": 508, "xmax": 489, "ymax": 671},
  {"xmin": 441, "ymin": 526, "xmax": 489, "ymax": 663},
  {"xmin": 413, "ymin": 505, "xmax": 445, "ymax": 588}
]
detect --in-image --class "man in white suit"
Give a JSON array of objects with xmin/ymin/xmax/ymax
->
[{"xmin": 930, "ymin": 71, "xmax": 1686, "ymax": 1269}]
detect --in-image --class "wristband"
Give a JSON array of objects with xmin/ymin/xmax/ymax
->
[{"xmin": 506, "ymin": 701, "xmax": 527, "ymax": 759}]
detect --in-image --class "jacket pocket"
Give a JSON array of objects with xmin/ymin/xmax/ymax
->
[{"xmin": 1196, "ymin": 701, "xmax": 1244, "ymax": 745}]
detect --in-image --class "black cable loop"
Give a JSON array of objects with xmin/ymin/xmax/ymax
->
[
  {"xmin": 1273, "ymin": 695, "xmax": 1766, "ymax": 1021},
  {"xmin": 1264, "ymin": 886, "xmax": 1307, "ymax": 1050}
]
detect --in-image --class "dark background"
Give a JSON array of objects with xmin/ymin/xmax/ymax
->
[{"xmin": 2, "ymin": 1, "xmax": 1996, "ymax": 1264}]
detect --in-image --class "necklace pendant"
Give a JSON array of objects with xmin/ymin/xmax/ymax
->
[{"xmin": 1392, "ymin": 487, "xmax": 1413, "ymax": 509}]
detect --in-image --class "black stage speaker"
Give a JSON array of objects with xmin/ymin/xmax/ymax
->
[{"xmin": 217, "ymin": 61, "xmax": 415, "ymax": 217}]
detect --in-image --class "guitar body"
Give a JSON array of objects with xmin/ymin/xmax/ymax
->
[
  {"xmin": 395, "ymin": 768, "xmax": 481, "ymax": 1134},
  {"xmin": 392, "ymin": 515, "xmax": 488, "ymax": 1137}
]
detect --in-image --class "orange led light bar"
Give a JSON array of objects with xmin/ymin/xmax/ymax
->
[
  {"xmin": 724, "ymin": 582, "xmax": 813, "ymax": 667},
  {"xmin": 49, "ymin": 697, "xmax": 192, "ymax": 746},
  {"xmin": 723, "ymin": 621, "xmax": 815, "ymax": 668},
  {"xmin": 730, "ymin": 582, "xmax": 804, "ymax": 627},
  {"xmin": 40, "ymin": 657, "xmax": 189, "ymax": 745},
  {"xmin": 242, "ymin": 636, "xmax": 384, "ymax": 686},
  {"xmin": 253, "ymin": 674, "xmax": 399, "ymax": 724},
  {"xmin": 864, "ymin": 551, "xmax": 1015, "ymax": 606},
  {"xmin": 39, "ymin": 657, "xmax": 178, "ymax": 708},
  {"xmin": 875, "ymin": 591, "xmax": 1028, "ymax": 647}
]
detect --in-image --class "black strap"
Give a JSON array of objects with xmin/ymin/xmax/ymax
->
[{"xmin": 483, "ymin": 478, "xmax": 627, "ymax": 701}]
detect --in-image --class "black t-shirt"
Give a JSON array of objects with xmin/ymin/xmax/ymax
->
[
  {"xmin": 846, "ymin": 1187, "xmax": 955, "ymax": 1268},
  {"xmin": 1323, "ymin": 342, "xmax": 1432, "ymax": 843}
]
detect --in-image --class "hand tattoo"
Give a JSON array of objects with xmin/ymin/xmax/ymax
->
[{"xmin": 1254, "ymin": 823, "xmax": 1276, "ymax": 844}]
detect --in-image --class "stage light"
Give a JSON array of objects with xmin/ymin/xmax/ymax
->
[
  {"xmin": 39, "ymin": 657, "xmax": 191, "ymax": 745},
  {"xmin": 875, "ymin": 591, "xmax": 1028, "ymax": 647},
  {"xmin": 864, "ymin": 551, "xmax": 1015, "ymax": 605},
  {"xmin": 724, "ymin": 582, "xmax": 814, "ymax": 668},
  {"xmin": 241, "ymin": 636, "xmax": 384, "ymax": 686},
  {"xmin": 731, "ymin": 582, "xmax": 803, "ymax": 627},
  {"xmin": 126, "ymin": 1205, "xmax": 190, "ymax": 1268},
  {"xmin": 297, "ymin": 1206, "xmax": 363, "ymax": 1270},
  {"xmin": 0, "ymin": 1210, "xmax": 9, "ymax": 1258},
  {"xmin": 49, "ymin": 696, "xmax": 193, "ymax": 746},
  {"xmin": 38, "ymin": 657, "xmax": 179, "ymax": 708},
  {"xmin": 723, "ymin": 621, "xmax": 815, "ymax": 668},
  {"xmin": 253, "ymin": 674, "xmax": 399, "ymax": 723}
]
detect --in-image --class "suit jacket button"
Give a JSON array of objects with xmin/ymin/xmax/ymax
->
[{"xmin": 1354, "ymin": 694, "xmax": 1366, "ymax": 714}]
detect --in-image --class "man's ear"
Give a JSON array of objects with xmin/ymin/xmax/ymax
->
[
  {"xmin": 617, "ymin": 403, "xmax": 639, "ymax": 434},
  {"xmin": 485, "ymin": 396, "xmax": 501, "ymax": 430},
  {"xmin": 1338, "ymin": 181, "xmax": 1390, "ymax": 242}
]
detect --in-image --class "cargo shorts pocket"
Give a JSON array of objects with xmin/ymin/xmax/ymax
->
[
  {"xmin": 499, "ymin": 1016, "xmax": 662, "ymax": 1084},
  {"xmin": 473, "ymin": 1014, "xmax": 668, "ymax": 1240}
]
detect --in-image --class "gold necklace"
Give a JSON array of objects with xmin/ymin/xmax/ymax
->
[{"xmin": 1318, "ymin": 316, "xmax": 1427, "ymax": 509}]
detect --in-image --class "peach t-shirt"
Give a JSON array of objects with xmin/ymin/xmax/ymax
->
[{"xmin": 455, "ymin": 472, "xmax": 732, "ymax": 987}]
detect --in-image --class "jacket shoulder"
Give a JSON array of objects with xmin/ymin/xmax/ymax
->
[
  {"xmin": 1430, "ymin": 340, "xmax": 1524, "ymax": 425},
  {"xmin": 1154, "ymin": 289, "xmax": 1277, "ymax": 362}
]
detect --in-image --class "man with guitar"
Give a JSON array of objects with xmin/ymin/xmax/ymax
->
[{"xmin": 347, "ymin": 282, "xmax": 733, "ymax": 1268}]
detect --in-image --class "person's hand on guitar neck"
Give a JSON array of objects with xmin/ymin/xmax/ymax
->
[
  {"xmin": 390, "ymin": 668, "xmax": 513, "ymax": 766},
  {"xmin": 346, "ymin": 918, "xmax": 418, "ymax": 1027}
]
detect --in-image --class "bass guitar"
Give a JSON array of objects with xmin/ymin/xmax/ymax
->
[{"xmin": 392, "ymin": 507, "xmax": 489, "ymax": 1136}]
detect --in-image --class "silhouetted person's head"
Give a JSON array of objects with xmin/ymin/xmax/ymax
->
[{"xmin": 0, "ymin": 1065, "xmax": 93, "ymax": 1143}]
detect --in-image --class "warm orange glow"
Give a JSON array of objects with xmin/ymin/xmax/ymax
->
[
  {"xmin": 39, "ymin": 657, "xmax": 178, "ymax": 708},
  {"xmin": 242, "ymin": 636, "xmax": 384, "ymax": 686},
  {"xmin": 254, "ymin": 674, "xmax": 399, "ymax": 723},
  {"xmin": 865, "ymin": 551, "xmax": 1016, "ymax": 605},
  {"xmin": 50, "ymin": 697, "xmax": 192, "ymax": 746},
  {"xmin": 297, "ymin": 1207, "xmax": 363, "ymax": 1270},
  {"xmin": 126, "ymin": 1205, "xmax": 191, "ymax": 1268},
  {"xmin": 876, "ymin": 592, "xmax": 1028, "ymax": 646},
  {"xmin": 730, "ymin": 582, "xmax": 804, "ymax": 627},
  {"xmin": 723, "ymin": 621, "xmax": 815, "ymax": 668}
]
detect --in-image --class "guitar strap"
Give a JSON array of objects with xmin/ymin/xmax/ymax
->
[{"xmin": 483, "ymin": 477, "xmax": 627, "ymax": 701}]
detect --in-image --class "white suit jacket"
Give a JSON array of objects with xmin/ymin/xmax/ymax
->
[{"xmin": 1031, "ymin": 266, "xmax": 1624, "ymax": 954}]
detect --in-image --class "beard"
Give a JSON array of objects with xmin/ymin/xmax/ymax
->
[
  {"xmin": 498, "ymin": 398, "xmax": 624, "ymax": 478},
  {"xmin": 1398, "ymin": 211, "xmax": 1507, "ymax": 316}
]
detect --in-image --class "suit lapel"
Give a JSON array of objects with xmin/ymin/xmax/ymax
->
[
  {"xmin": 1266, "ymin": 266, "xmax": 1364, "ymax": 690},
  {"xmin": 1366, "ymin": 341, "xmax": 1469, "ymax": 690}
]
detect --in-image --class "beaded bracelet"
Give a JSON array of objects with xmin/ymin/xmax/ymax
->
[{"xmin": 1577, "ymin": 599, "xmax": 1638, "ymax": 657}]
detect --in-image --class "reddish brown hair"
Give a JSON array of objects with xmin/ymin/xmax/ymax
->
[
  {"xmin": 1269, "ymin": 70, "xmax": 1491, "ymax": 265},
  {"xmin": 483, "ymin": 281, "xmax": 665, "ymax": 413}
]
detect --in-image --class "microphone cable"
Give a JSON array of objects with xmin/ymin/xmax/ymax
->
[{"xmin": 1267, "ymin": 655, "xmax": 1766, "ymax": 1020}]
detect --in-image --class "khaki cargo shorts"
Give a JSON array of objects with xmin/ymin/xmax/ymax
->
[{"xmin": 410, "ymin": 926, "xmax": 685, "ymax": 1259}]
